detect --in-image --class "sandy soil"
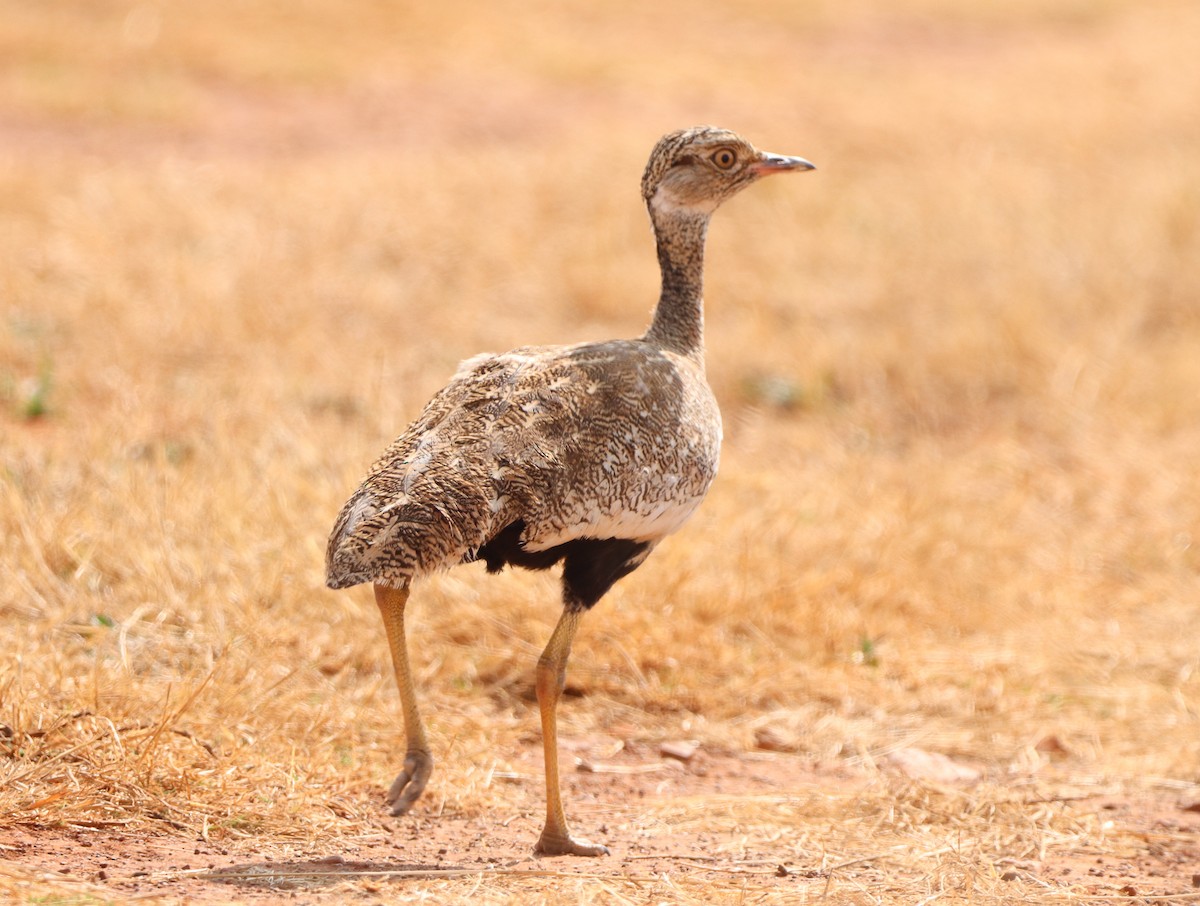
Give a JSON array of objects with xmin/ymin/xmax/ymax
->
[
  {"xmin": 3, "ymin": 739, "xmax": 1198, "ymax": 902},
  {"xmin": 4, "ymin": 9, "xmax": 1200, "ymax": 899}
]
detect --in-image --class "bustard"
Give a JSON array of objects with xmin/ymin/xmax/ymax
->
[{"xmin": 326, "ymin": 126, "xmax": 814, "ymax": 856}]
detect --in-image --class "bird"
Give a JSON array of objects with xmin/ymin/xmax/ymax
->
[{"xmin": 325, "ymin": 126, "xmax": 814, "ymax": 856}]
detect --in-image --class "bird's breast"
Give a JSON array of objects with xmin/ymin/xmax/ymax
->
[{"xmin": 517, "ymin": 347, "xmax": 721, "ymax": 551}]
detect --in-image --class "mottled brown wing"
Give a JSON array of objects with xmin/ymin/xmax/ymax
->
[{"xmin": 325, "ymin": 339, "xmax": 720, "ymax": 590}]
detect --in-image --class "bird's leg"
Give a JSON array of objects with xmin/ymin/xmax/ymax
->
[
  {"xmin": 374, "ymin": 583, "xmax": 433, "ymax": 816},
  {"xmin": 533, "ymin": 607, "xmax": 609, "ymax": 857}
]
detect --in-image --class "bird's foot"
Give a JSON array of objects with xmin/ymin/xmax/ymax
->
[
  {"xmin": 534, "ymin": 829, "xmax": 610, "ymax": 857},
  {"xmin": 385, "ymin": 749, "xmax": 433, "ymax": 816}
]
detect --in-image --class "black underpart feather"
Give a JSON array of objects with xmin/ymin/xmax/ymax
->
[{"xmin": 474, "ymin": 520, "xmax": 652, "ymax": 612}]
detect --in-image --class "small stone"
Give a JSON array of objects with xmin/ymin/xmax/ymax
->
[
  {"xmin": 754, "ymin": 726, "xmax": 796, "ymax": 752},
  {"xmin": 882, "ymin": 747, "xmax": 981, "ymax": 784},
  {"xmin": 1000, "ymin": 870, "xmax": 1019, "ymax": 881},
  {"xmin": 660, "ymin": 740, "xmax": 698, "ymax": 762},
  {"xmin": 1035, "ymin": 734, "xmax": 1071, "ymax": 756}
]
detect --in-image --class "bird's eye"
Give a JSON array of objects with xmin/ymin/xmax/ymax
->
[{"xmin": 711, "ymin": 148, "xmax": 738, "ymax": 170}]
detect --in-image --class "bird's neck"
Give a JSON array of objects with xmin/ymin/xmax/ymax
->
[{"xmin": 643, "ymin": 207, "xmax": 711, "ymax": 360}]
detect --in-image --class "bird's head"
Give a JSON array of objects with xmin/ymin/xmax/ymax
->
[{"xmin": 641, "ymin": 126, "xmax": 815, "ymax": 217}]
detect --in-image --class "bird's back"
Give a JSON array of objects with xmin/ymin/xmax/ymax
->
[{"xmin": 325, "ymin": 338, "xmax": 721, "ymax": 590}]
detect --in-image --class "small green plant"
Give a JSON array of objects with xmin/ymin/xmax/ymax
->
[
  {"xmin": 854, "ymin": 636, "xmax": 880, "ymax": 668},
  {"xmin": 741, "ymin": 369, "xmax": 836, "ymax": 413},
  {"xmin": 17, "ymin": 362, "xmax": 53, "ymax": 420},
  {"xmin": 743, "ymin": 372, "xmax": 804, "ymax": 412}
]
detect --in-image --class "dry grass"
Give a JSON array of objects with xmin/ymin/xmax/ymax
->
[{"xmin": 3, "ymin": 0, "xmax": 1200, "ymax": 903}]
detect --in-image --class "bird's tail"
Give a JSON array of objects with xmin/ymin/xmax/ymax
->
[
  {"xmin": 325, "ymin": 482, "xmax": 493, "ymax": 589},
  {"xmin": 325, "ymin": 485, "xmax": 387, "ymax": 589}
]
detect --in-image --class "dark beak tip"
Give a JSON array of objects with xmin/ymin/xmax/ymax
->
[{"xmin": 754, "ymin": 154, "xmax": 817, "ymax": 174}]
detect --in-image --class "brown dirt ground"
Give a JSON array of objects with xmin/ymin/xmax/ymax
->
[
  {"xmin": 4, "ymin": 13, "xmax": 1200, "ymax": 899},
  {"xmin": 3, "ymin": 738, "xmax": 1199, "ymax": 903}
]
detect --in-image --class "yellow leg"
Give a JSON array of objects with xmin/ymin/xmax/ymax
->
[
  {"xmin": 374, "ymin": 583, "xmax": 433, "ymax": 816},
  {"xmin": 533, "ymin": 608, "xmax": 609, "ymax": 857}
]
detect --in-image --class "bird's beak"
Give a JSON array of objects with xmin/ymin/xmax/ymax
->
[{"xmin": 749, "ymin": 153, "xmax": 816, "ymax": 175}]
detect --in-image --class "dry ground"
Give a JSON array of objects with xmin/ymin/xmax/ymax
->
[{"xmin": 3, "ymin": 0, "xmax": 1200, "ymax": 903}]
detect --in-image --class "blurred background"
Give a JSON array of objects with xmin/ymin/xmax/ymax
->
[{"xmin": 2, "ymin": 0, "xmax": 1199, "ymax": 896}]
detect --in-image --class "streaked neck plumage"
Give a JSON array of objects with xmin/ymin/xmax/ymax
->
[{"xmin": 643, "ymin": 195, "xmax": 711, "ymax": 363}]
